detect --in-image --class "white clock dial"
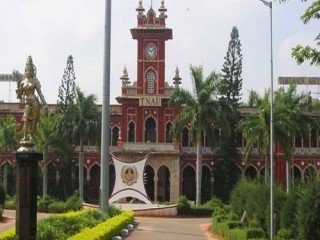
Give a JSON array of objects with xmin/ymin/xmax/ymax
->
[{"xmin": 145, "ymin": 43, "xmax": 157, "ymax": 59}]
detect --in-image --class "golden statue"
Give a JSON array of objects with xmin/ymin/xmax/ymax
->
[{"xmin": 13, "ymin": 56, "xmax": 47, "ymax": 150}]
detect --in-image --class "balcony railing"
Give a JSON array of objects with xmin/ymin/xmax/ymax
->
[{"xmin": 119, "ymin": 142, "xmax": 178, "ymax": 153}]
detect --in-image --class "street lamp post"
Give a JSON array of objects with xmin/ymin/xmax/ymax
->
[
  {"xmin": 100, "ymin": 0, "xmax": 112, "ymax": 213},
  {"xmin": 257, "ymin": 0, "xmax": 274, "ymax": 239}
]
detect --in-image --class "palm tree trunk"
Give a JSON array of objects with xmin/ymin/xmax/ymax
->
[
  {"xmin": 79, "ymin": 137, "xmax": 84, "ymax": 200},
  {"xmin": 196, "ymin": 143, "xmax": 202, "ymax": 206},
  {"xmin": 4, "ymin": 148, "xmax": 8, "ymax": 193},
  {"xmin": 286, "ymin": 157, "xmax": 292, "ymax": 194},
  {"xmin": 42, "ymin": 147, "xmax": 48, "ymax": 196}
]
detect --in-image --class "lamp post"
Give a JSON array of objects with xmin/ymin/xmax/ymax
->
[
  {"xmin": 257, "ymin": 0, "xmax": 274, "ymax": 239},
  {"xmin": 100, "ymin": 0, "xmax": 112, "ymax": 213}
]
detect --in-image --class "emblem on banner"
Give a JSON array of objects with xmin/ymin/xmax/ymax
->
[{"xmin": 121, "ymin": 166, "xmax": 138, "ymax": 186}]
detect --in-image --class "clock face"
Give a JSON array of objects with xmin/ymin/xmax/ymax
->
[{"xmin": 145, "ymin": 43, "xmax": 157, "ymax": 59}]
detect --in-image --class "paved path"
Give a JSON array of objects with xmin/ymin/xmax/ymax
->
[
  {"xmin": 128, "ymin": 217, "xmax": 216, "ymax": 240},
  {"xmin": 0, "ymin": 210, "xmax": 53, "ymax": 233}
]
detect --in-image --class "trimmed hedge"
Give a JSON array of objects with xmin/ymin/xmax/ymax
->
[
  {"xmin": 177, "ymin": 196, "xmax": 222, "ymax": 216},
  {"xmin": 0, "ymin": 227, "xmax": 15, "ymax": 240},
  {"xmin": 211, "ymin": 206, "xmax": 267, "ymax": 240},
  {"xmin": 0, "ymin": 210, "xmax": 107, "ymax": 240},
  {"xmin": 68, "ymin": 211, "xmax": 134, "ymax": 240}
]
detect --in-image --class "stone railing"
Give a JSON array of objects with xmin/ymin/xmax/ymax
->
[
  {"xmin": 120, "ymin": 142, "xmax": 178, "ymax": 153},
  {"xmin": 75, "ymin": 145, "xmax": 118, "ymax": 153},
  {"xmin": 294, "ymin": 147, "xmax": 320, "ymax": 155}
]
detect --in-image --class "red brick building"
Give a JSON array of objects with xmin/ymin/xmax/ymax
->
[{"xmin": 0, "ymin": 2, "xmax": 319, "ymax": 202}]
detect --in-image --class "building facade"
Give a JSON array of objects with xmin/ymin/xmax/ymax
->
[{"xmin": 0, "ymin": 2, "xmax": 319, "ymax": 202}]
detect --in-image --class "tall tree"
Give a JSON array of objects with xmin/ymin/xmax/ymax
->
[
  {"xmin": 57, "ymin": 55, "xmax": 76, "ymax": 113},
  {"xmin": 219, "ymin": 26, "xmax": 243, "ymax": 105},
  {"xmin": 69, "ymin": 87, "xmax": 99, "ymax": 200},
  {"xmin": 274, "ymin": 85, "xmax": 315, "ymax": 193},
  {"xmin": 239, "ymin": 90, "xmax": 273, "ymax": 183},
  {"xmin": 278, "ymin": 0, "xmax": 320, "ymax": 66},
  {"xmin": 35, "ymin": 112, "xmax": 60, "ymax": 196},
  {"xmin": 213, "ymin": 26, "xmax": 243, "ymax": 202},
  {"xmin": 169, "ymin": 66, "xmax": 225, "ymax": 206},
  {"xmin": 0, "ymin": 115, "xmax": 19, "ymax": 193}
]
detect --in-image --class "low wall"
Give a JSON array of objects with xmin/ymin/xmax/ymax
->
[{"xmin": 133, "ymin": 204, "xmax": 177, "ymax": 217}]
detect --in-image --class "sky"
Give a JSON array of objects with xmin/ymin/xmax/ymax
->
[{"xmin": 0, "ymin": 0, "xmax": 319, "ymax": 105}]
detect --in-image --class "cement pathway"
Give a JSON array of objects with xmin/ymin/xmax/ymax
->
[
  {"xmin": 128, "ymin": 217, "xmax": 219, "ymax": 240},
  {"xmin": 0, "ymin": 210, "xmax": 53, "ymax": 233}
]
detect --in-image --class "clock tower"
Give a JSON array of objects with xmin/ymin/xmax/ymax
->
[
  {"xmin": 131, "ymin": 0, "xmax": 172, "ymax": 95},
  {"xmin": 117, "ymin": 0, "xmax": 179, "ymax": 145}
]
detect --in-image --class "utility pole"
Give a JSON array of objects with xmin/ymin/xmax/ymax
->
[{"xmin": 100, "ymin": 0, "xmax": 112, "ymax": 213}]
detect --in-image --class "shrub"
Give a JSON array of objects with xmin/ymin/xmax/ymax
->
[
  {"xmin": 0, "ymin": 205, "xmax": 3, "ymax": 220},
  {"xmin": 246, "ymin": 228, "xmax": 265, "ymax": 239},
  {"xmin": 230, "ymin": 178, "xmax": 270, "ymax": 230},
  {"xmin": 177, "ymin": 196, "xmax": 191, "ymax": 215},
  {"xmin": 38, "ymin": 195, "xmax": 55, "ymax": 212},
  {"xmin": 266, "ymin": 185, "xmax": 288, "ymax": 235},
  {"xmin": 65, "ymin": 195, "xmax": 83, "ymax": 211},
  {"xmin": 296, "ymin": 178, "xmax": 320, "ymax": 240},
  {"xmin": 280, "ymin": 186, "xmax": 300, "ymax": 232},
  {"xmin": 0, "ymin": 184, "xmax": 6, "ymax": 206},
  {"xmin": 108, "ymin": 204, "xmax": 121, "ymax": 217},
  {"xmin": 48, "ymin": 201, "xmax": 67, "ymax": 213},
  {"xmin": 203, "ymin": 197, "xmax": 223, "ymax": 209},
  {"xmin": 68, "ymin": 211, "xmax": 134, "ymax": 240},
  {"xmin": 276, "ymin": 228, "xmax": 294, "ymax": 240},
  {"xmin": 0, "ymin": 227, "xmax": 15, "ymax": 240}
]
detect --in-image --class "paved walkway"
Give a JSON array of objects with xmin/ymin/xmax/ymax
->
[
  {"xmin": 128, "ymin": 217, "xmax": 218, "ymax": 240},
  {"xmin": 0, "ymin": 210, "xmax": 53, "ymax": 233}
]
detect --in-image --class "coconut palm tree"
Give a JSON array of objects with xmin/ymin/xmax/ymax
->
[
  {"xmin": 239, "ymin": 90, "xmax": 271, "ymax": 182},
  {"xmin": 169, "ymin": 66, "xmax": 225, "ymax": 206},
  {"xmin": 274, "ymin": 85, "xmax": 315, "ymax": 193},
  {"xmin": 0, "ymin": 115, "xmax": 19, "ymax": 193},
  {"xmin": 69, "ymin": 87, "xmax": 99, "ymax": 200},
  {"xmin": 34, "ymin": 112, "xmax": 60, "ymax": 196}
]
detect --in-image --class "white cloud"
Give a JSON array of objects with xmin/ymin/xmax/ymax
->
[{"xmin": 0, "ymin": 0, "xmax": 318, "ymax": 105}]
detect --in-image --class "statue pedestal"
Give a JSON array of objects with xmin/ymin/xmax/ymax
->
[{"xmin": 13, "ymin": 151, "xmax": 42, "ymax": 240}]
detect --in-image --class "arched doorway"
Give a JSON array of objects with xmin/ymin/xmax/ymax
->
[
  {"xmin": 145, "ymin": 117, "xmax": 156, "ymax": 142},
  {"xmin": 128, "ymin": 122, "xmax": 135, "ymax": 142},
  {"xmin": 292, "ymin": 165, "xmax": 302, "ymax": 185},
  {"xmin": 182, "ymin": 165, "xmax": 196, "ymax": 201},
  {"xmin": 165, "ymin": 122, "xmax": 172, "ymax": 143},
  {"xmin": 112, "ymin": 126, "xmax": 119, "ymax": 146},
  {"xmin": 144, "ymin": 165, "xmax": 155, "ymax": 201},
  {"xmin": 304, "ymin": 165, "xmax": 317, "ymax": 181},
  {"xmin": 109, "ymin": 164, "xmax": 115, "ymax": 195},
  {"xmin": 182, "ymin": 128, "xmax": 189, "ymax": 147},
  {"xmin": 201, "ymin": 165, "xmax": 211, "ymax": 203},
  {"xmin": 89, "ymin": 164, "xmax": 100, "ymax": 203},
  {"xmin": 245, "ymin": 166, "xmax": 257, "ymax": 179},
  {"xmin": 157, "ymin": 166, "xmax": 170, "ymax": 202}
]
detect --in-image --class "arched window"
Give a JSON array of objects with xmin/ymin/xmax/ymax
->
[
  {"xmin": 128, "ymin": 122, "xmax": 135, "ymax": 142},
  {"xmin": 165, "ymin": 122, "xmax": 172, "ymax": 143},
  {"xmin": 310, "ymin": 128, "xmax": 317, "ymax": 147},
  {"xmin": 146, "ymin": 70, "xmax": 155, "ymax": 94},
  {"xmin": 112, "ymin": 126, "xmax": 119, "ymax": 146},
  {"xmin": 182, "ymin": 128, "xmax": 189, "ymax": 147},
  {"xmin": 145, "ymin": 117, "xmax": 156, "ymax": 142}
]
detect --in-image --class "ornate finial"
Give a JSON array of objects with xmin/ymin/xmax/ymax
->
[
  {"xmin": 120, "ymin": 66, "xmax": 131, "ymax": 87},
  {"xmin": 159, "ymin": 0, "xmax": 167, "ymax": 18},
  {"xmin": 173, "ymin": 66, "xmax": 182, "ymax": 88},
  {"xmin": 136, "ymin": 0, "xmax": 145, "ymax": 16}
]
